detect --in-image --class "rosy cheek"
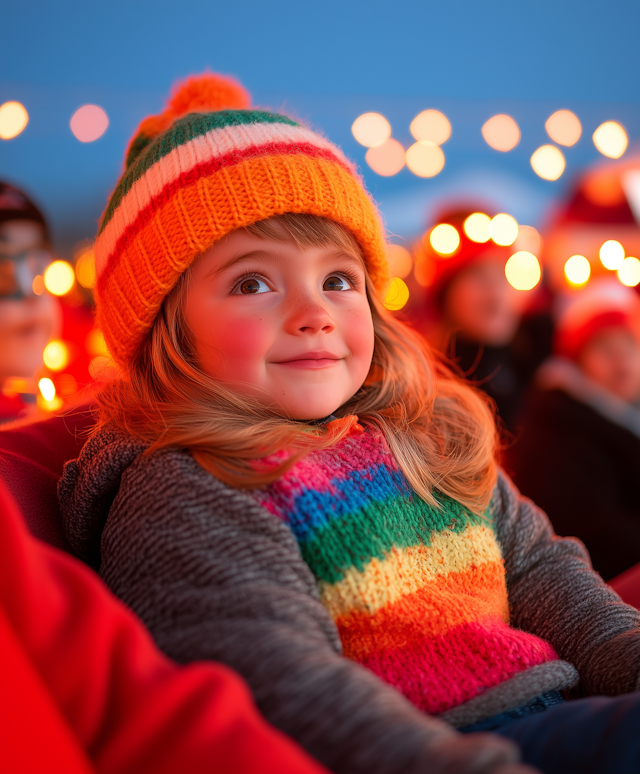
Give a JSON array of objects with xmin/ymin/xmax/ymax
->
[
  {"xmin": 343, "ymin": 306, "xmax": 375, "ymax": 363},
  {"xmin": 196, "ymin": 311, "xmax": 273, "ymax": 378}
]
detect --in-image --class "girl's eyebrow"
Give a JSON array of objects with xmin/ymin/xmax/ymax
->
[
  {"xmin": 204, "ymin": 246, "xmax": 364, "ymax": 280},
  {"xmin": 204, "ymin": 249, "xmax": 274, "ymax": 280}
]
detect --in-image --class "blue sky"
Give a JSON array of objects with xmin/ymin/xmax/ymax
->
[{"xmin": 1, "ymin": 0, "xmax": 639, "ymax": 254}]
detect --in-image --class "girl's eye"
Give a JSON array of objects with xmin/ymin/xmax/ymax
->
[
  {"xmin": 236, "ymin": 277, "xmax": 270, "ymax": 295},
  {"xmin": 323, "ymin": 275, "xmax": 352, "ymax": 292}
]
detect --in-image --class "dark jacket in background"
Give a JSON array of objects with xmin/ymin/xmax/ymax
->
[
  {"xmin": 507, "ymin": 359, "xmax": 640, "ymax": 581},
  {"xmin": 447, "ymin": 312, "xmax": 554, "ymax": 434}
]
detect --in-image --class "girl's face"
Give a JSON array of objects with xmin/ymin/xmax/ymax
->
[{"xmin": 185, "ymin": 227, "xmax": 375, "ymax": 420}]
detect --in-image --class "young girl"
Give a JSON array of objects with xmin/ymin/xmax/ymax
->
[{"xmin": 59, "ymin": 74, "xmax": 640, "ymax": 774}]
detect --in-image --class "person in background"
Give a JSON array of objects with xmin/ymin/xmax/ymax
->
[
  {"xmin": 0, "ymin": 181, "xmax": 58, "ymax": 422},
  {"xmin": 417, "ymin": 207, "xmax": 552, "ymax": 435},
  {"xmin": 508, "ymin": 279, "xmax": 640, "ymax": 581}
]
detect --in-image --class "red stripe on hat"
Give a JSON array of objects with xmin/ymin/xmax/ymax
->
[{"xmin": 97, "ymin": 141, "xmax": 350, "ymax": 295}]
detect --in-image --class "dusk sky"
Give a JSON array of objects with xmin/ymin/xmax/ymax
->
[{"xmin": 2, "ymin": 0, "xmax": 639, "ymax": 254}]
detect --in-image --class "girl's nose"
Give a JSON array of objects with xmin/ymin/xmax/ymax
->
[{"xmin": 285, "ymin": 288, "xmax": 336, "ymax": 335}]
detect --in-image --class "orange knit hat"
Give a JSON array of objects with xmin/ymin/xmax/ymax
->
[{"xmin": 94, "ymin": 73, "xmax": 389, "ymax": 367}]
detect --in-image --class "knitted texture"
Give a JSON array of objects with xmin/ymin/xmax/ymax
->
[
  {"xmin": 58, "ymin": 424, "xmax": 640, "ymax": 771},
  {"xmin": 94, "ymin": 74, "xmax": 389, "ymax": 367},
  {"xmin": 251, "ymin": 419, "xmax": 566, "ymax": 717}
]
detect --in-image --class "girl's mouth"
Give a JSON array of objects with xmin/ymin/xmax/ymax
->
[{"xmin": 272, "ymin": 351, "xmax": 343, "ymax": 369}]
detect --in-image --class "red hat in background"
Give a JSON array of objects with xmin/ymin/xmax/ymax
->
[
  {"xmin": 414, "ymin": 204, "xmax": 514, "ymax": 300},
  {"xmin": 0, "ymin": 181, "xmax": 50, "ymax": 242},
  {"xmin": 554, "ymin": 279, "xmax": 640, "ymax": 360}
]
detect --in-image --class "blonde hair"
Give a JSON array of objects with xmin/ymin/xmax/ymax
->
[{"xmin": 95, "ymin": 214, "xmax": 498, "ymax": 514}]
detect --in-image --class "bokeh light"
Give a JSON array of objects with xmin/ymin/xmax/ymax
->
[
  {"xmin": 387, "ymin": 244, "xmax": 413, "ymax": 279},
  {"xmin": 530, "ymin": 145, "xmax": 566, "ymax": 181},
  {"xmin": 481, "ymin": 114, "xmax": 520, "ymax": 152},
  {"xmin": 32, "ymin": 275, "xmax": 45, "ymax": 295},
  {"xmin": 384, "ymin": 277, "xmax": 410, "ymax": 311},
  {"xmin": 43, "ymin": 340, "xmax": 70, "ymax": 371},
  {"xmin": 409, "ymin": 110, "xmax": 451, "ymax": 145},
  {"xmin": 429, "ymin": 224, "xmax": 460, "ymax": 256},
  {"xmin": 505, "ymin": 252, "xmax": 541, "ymax": 291},
  {"xmin": 75, "ymin": 247, "xmax": 96, "ymax": 288},
  {"xmin": 592, "ymin": 121, "xmax": 628, "ymax": 159},
  {"xmin": 545, "ymin": 110, "xmax": 582, "ymax": 146},
  {"xmin": 463, "ymin": 212, "xmax": 491, "ymax": 243},
  {"xmin": 0, "ymin": 101, "xmax": 29, "ymax": 140},
  {"xmin": 44, "ymin": 260, "xmax": 75, "ymax": 296},
  {"xmin": 490, "ymin": 213, "xmax": 519, "ymax": 246},
  {"xmin": 599, "ymin": 240, "xmax": 625, "ymax": 270},
  {"xmin": 352, "ymin": 112, "xmax": 392, "ymax": 148},
  {"xmin": 86, "ymin": 328, "xmax": 109, "ymax": 357},
  {"xmin": 413, "ymin": 254, "xmax": 435, "ymax": 287},
  {"xmin": 513, "ymin": 225, "xmax": 542, "ymax": 255},
  {"xmin": 38, "ymin": 377, "xmax": 56, "ymax": 402},
  {"xmin": 405, "ymin": 141, "xmax": 445, "ymax": 177},
  {"xmin": 70, "ymin": 104, "xmax": 109, "ymax": 143},
  {"xmin": 618, "ymin": 257, "xmax": 640, "ymax": 287},
  {"xmin": 564, "ymin": 255, "xmax": 591, "ymax": 286},
  {"xmin": 365, "ymin": 138, "xmax": 405, "ymax": 176}
]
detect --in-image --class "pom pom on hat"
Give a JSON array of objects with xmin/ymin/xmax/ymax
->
[{"xmin": 125, "ymin": 73, "xmax": 251, "ymax": 168}]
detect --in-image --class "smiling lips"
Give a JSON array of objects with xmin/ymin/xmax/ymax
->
[{"xmin": 273, "ymin": 351, "xmax": 343, "ymax": 369}]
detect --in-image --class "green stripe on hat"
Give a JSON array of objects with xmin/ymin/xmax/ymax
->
[{"xmin": 101, "ymin": 110, "xmax": 299, "ymax": 233}]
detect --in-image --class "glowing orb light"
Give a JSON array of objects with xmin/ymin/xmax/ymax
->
[
  {"xmin": 384, "ymin": 277, "xmax": 410, "ymax": 311},
  {"xmin": 365, "ymin": 138, "xmax": 405, "ymax": 176},
  {"xmin": 530, "ymin": 145, "xmax": 566, "ymax": 181},
  {"xmin": 0, "ymin": 101, "xmax": 29, "ymax": 140},
  {"xmin": 505, "ymin": 251, "xmax": 541, "ymax": 291},
  {"xmin": 38, "ymin": 377, "xmax": 56, "ymax": 402},
  {"xmin": 463, "ymin": 213, "xmax": 491, "ymax": 243},
  {"xmin": 351, "ymin": 112, "xmax": 391, "ymax": 148},
  {"xmin": 618, "ymin": 257, "xmax": 640, "ymax": 287},
  {"xmin": 481, "ymin": 114, "xmax": 520, "ymax": 152},
  {"xmin": 545, "ymin": 110, "xmax": 582, "ymax": 146},
  {"xmin": 75, "ymin": 248, "xmax": 96, "ymax": 288},
  {"xmin": 386, "ymin": 244, "xmax": 413, "ymax": 279},
  {"xmin": 593, "ymin": 122, "xmax": 628, "ymax": 159},
  {"xmin": 32, "ymin": 275, "xmax": 45, "ymax": 295},
  {"xmin": 43, "ymin": 340, "xmax": 70, "ymax": 371},
  {"xmin": 429, "ymin": 224, "xmax": 460, "ymax": 256},
  {"xmin": 44, "ymin": 260, "xmax": 75, "ymax": 296},
  {"xmin": 409, "ymin": 110, "xmax": 451, "ymax": 145},
  {"xmin": 70, "ymin": 104, "xmax": 109, "ymax": 143},
  {"xmin": 599, "ymin": 240, "xmax": 625, "ymax": 270},
  {"xmin": 564, "ymin": 255, "xmax": 591, "ymax": 286},
  {"xmin": 514, "ymin": 225, "xmax": 542, "ymax": 255},
  {"xmin": 490, "ymin": 213, "xmax": 519, "ymax": 246},
  {"xmin": 405, "ymin": 141, "xmax": 445, "ymax": 177}
]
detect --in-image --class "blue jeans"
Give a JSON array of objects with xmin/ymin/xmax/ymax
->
[{"xmin": 461, "ymin": 693, "xmax": 640, "ymax": 773}]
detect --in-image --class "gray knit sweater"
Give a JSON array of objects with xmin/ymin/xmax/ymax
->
[{"xmin": 59, "ymin": 425, "xmax": 640, "ymax": 774}]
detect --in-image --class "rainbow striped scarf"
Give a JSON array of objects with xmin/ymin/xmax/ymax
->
[{"xmin": 252, "ymin": 419, "xmax": 559, "ymax": 717}]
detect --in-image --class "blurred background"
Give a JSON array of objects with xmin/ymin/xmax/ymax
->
[{"xmin": 2, "ymin": 0, "xmax": 639, "ymax": 253}]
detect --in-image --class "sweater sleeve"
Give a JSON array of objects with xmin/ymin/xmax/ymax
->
[
  {"xmin": 99, "ymin": 449, "xmax": 526, "ymax": 774},
  {"xmin": 493, "ymin": 469, "xmax": 640, "ymax": 697}
]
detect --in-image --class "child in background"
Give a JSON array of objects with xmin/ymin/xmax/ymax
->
[
  {"xmin": 59, "ymin": 75, "xmax": 640, "ymax": 774},
  {"xmin": 509, "ymin": 279, "xmax": 640, "ymax": 581},
  {"xmin": 417, "ymin": 207, "xmax": 551, "ymax": 433},
  {"xmin": 0, "ymin": 182, "xmax": 58, "ymax": 421}
]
